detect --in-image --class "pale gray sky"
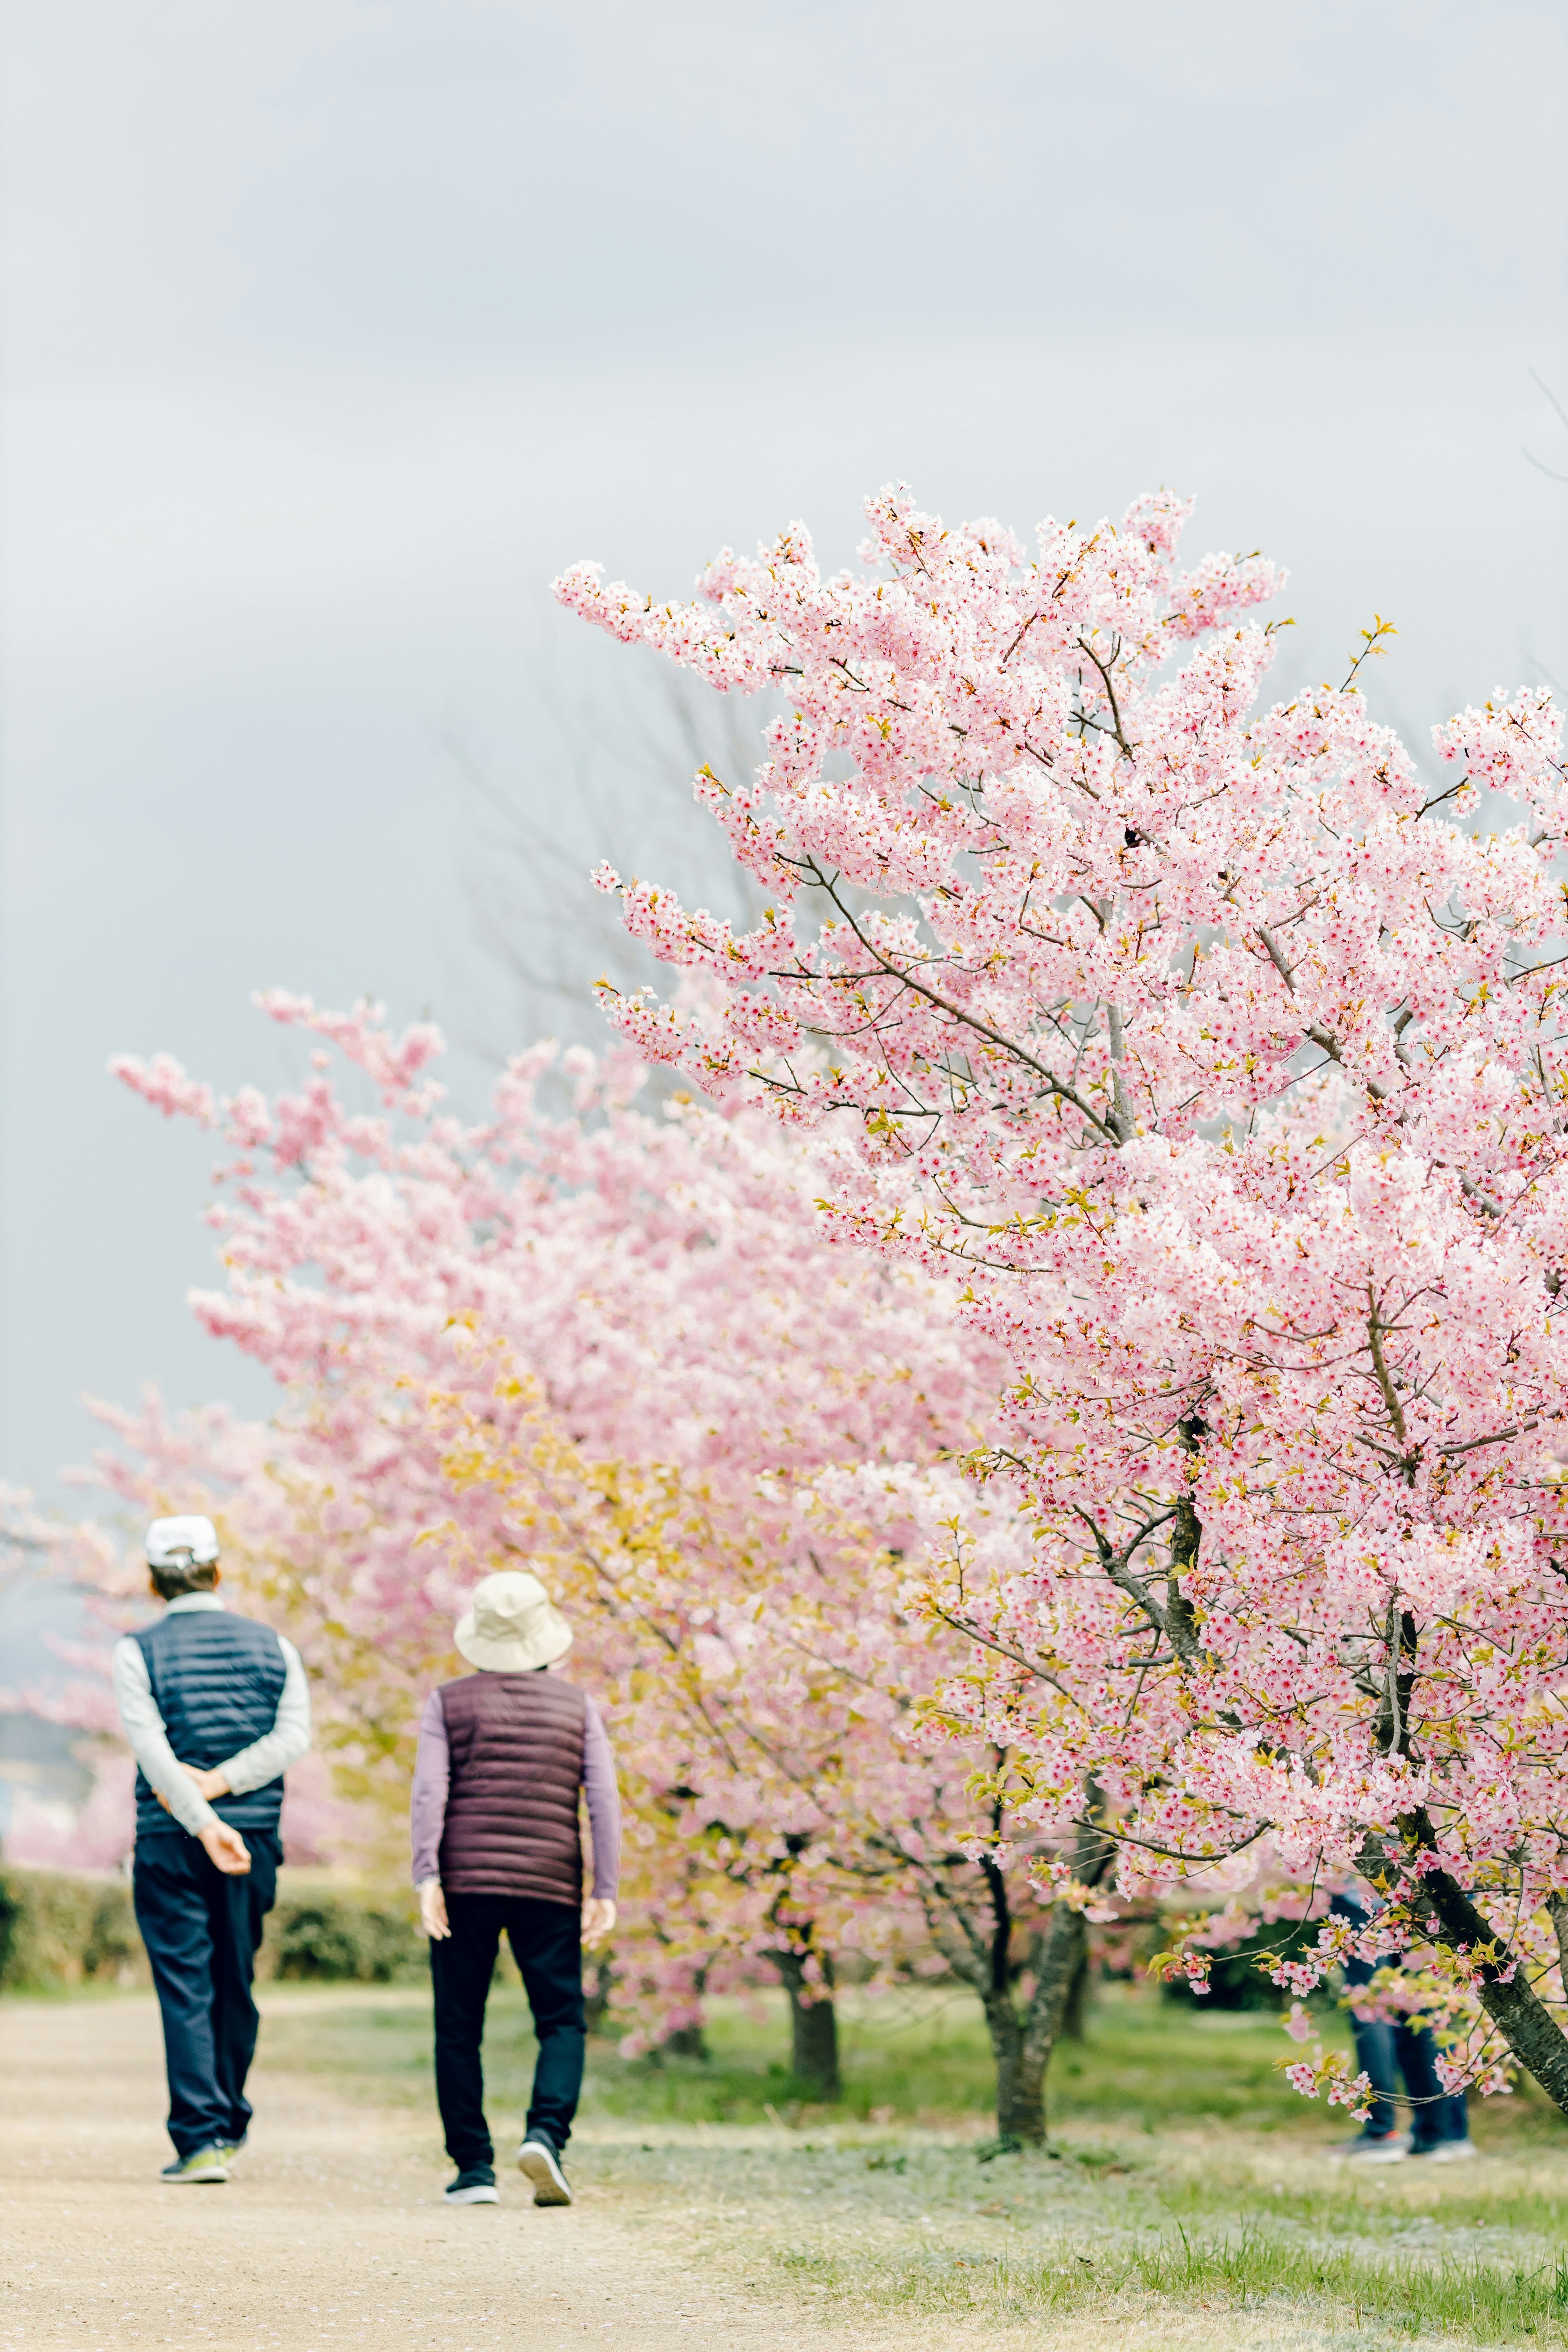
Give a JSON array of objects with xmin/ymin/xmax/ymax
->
[{"xmin": 2, "ymin": 0, "xmax": 1566, "ymax": 1499}]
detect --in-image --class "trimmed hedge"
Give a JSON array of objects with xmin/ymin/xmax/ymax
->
[
  {"xmin": 0, "ymin": 1867, "xmax": 145, "ymax": 1989},
  {"xmin": 0, "ymin": 1866, "xmax": 423, "ymax": 1991},
  {"xmin": 264, "ymin": 1889, "xmax": 423, "ymax": 1984}
]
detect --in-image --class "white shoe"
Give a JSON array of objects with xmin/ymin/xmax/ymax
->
[
  {"xmin": 444, "ymin": 2169, "xmax": 499, "ymax": 2204},
  {"xmin": 1412, "ymin": 2139, "xmax": 1477, "ymax": 2163},
  {"xmin": 1331, "ymin": 2134, "xmax": 1407, "ymax": 2163},
  {"xmin": 517, "ymin": 2135, "xmax": 572, "ymax": 2207}
]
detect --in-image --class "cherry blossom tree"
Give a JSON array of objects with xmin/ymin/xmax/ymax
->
[
  {"xmin": 103, "ymin": 997, "xmax": 1101, "ymax": 2133},
  {"xmin": 558, "ymin": 482, "xmax": 1568, "ymax": 2114},
  {"xmin": 422, "ymin": 1332, "xmax": 1094, "ymax": 2133}
]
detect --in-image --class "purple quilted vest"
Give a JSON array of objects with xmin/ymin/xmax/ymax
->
[{"xmin": 437, "ymin": 1671, "xmax": 587, "ymax": 1905}]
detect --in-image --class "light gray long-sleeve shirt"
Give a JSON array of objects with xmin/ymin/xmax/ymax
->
[
  {"xmin": 410, "ymin": 1679, "xmax": 621, "ymax": 1900},
  {"xmin": 111, "ymin": 1592, "xmax": 312, "ymax": 1839}
]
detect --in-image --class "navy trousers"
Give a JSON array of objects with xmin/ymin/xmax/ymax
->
[
  {"xmin": 133, "ymin": 1829, "xmax": 280, "ymax": 2158},
  {"xmin": 1332, "ymin": 1893, "xmax": 1469, "ymax": 2147},
  {"xmin": 430, "ymin": 1894, "xmax": 586, "ymax": 2169}
]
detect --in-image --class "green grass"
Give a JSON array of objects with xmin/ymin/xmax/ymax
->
[
  {"xmin": 258, "ymin": 1979, "xmax": 1568, "ymax": 2344},
  {"xmin": 263, "ymin": 1978, "xmax": 1372, "ymax": 2133},
  {"xmin": 775, "ymin": 2219, "xmax": 1568, "ymax": 2345}
]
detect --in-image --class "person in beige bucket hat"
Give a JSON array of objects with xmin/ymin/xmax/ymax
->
[
  {"xmin": 452, "ymin": 1569, "xmax": 573, "ymax": 1672},
  {"xmin": 409, "ymin": 1571, "xmax": 620, "ymax": 2211}
]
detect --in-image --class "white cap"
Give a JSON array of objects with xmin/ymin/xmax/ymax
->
[
  {"xmin": 454, "ymin": 1570, "xmax": 572, "ymax": 1673},
  {"xmin": 145, "ymin": 1514, "xmax": 220, "ymax": 1569}
]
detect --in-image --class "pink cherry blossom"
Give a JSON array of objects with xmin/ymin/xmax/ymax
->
[
  {"xmin": 559, "ymin": 480, "xmax": 1568, "ymax": 2113},
  {"xmin": 96, "ymin": 999, "xmax": 1085, "ymax": 2135}
]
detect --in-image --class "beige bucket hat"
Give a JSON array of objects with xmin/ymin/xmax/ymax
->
[{"xmin": 454, "ymin": 1569, "xmax": 572, "ymax": 1673}]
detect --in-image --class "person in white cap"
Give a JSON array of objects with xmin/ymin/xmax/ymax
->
[
  {"xmin": 111, "ymin": 1515, "xmax": 311, "ymax": 2183},
  {"xmin": 410, "ymin": 1569, "xmax": 620, "ymax": 2208}
]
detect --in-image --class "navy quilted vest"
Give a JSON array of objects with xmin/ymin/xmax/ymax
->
[{"xmin": 131, "ymin": 1609, "xmax": 288, "ymax": 1841}]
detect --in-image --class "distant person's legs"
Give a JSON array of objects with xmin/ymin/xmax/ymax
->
[
  {"xmin": 506, "ymin": 1897, "xmax": 587, "ymax": 2151},
  {"xmin": 430, "ymin": 1895, "xmax": 506, "ymax": 2185},
  {"xmin": 134, "ymin": 1834, "xmax": 275, "ymax": 2167},
  {"xmin": 506, "ymin": 1897, "xmax": 585, "ymax": 2206},
  {"xmin": 1343, "ymin": 2005, "xmax": 1406, "ymax": 2152},
  {"xmin": 1396, "ymin": 2016, "xmax": 1472, "ymax": 2158},
  {"xmin": 1331, "ymin": 1894, "xmax": 1406, "ymax": 2157},
  {"xmin": 206, "ymin": 1829, "xmax": 279, "ymax": 2151}
]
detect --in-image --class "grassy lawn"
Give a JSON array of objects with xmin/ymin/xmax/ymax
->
[{"xmin": 260, "ymin": 1980, "xmax": 1568, "ymax": 2345}]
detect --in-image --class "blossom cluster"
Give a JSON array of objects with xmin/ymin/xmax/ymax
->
[
  {"xmin": 98, "ymin": 996, "xmax": 1049, "ymax": 2039},
  {"xmin": 559, "ymin": 481, "xmax": 1568, "ymax": 2106}
]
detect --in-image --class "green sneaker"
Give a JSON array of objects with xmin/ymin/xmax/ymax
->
[{"xmin": 160, "ymin": 2147, "xmax": 229, "ymax": 2184}]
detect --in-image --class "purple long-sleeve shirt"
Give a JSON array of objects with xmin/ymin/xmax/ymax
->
[{"xmin": 410, "ymin": 1677, "xmax": 621, "ymax": 1901}]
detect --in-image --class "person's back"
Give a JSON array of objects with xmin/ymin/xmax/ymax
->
[
  {"xmin": 112, "ymin": 1515, "xmax": 312, "ymax": 2185},
  {"xmin": 411, "ymin": 1571, "xmax": 620, "ymax": 2209},
  {"xmin": 130, "ymin": 1607, "xmax": 291, "ymax": 1840},
  {"xmin": 437, "ymin": 1668, "xmax": 586, "ymax": 1900}
]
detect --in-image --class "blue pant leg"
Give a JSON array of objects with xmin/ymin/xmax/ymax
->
[
  {"xmin": 1395, "ymin": 2017, "xmax": 1469, "ymax": 2147},
  {"xmin": 208, "ymin": 1831, "xmax": 279, "ymax": 2145},
  {"xmin": 1347, "ymin": 2011, "xmax": 1402, "ymax": 2138},
  {"xmin": 133, "ymin": 1836, "xmax": 230, "ymax": 2157}
]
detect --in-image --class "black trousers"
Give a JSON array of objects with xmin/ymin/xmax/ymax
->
[
  {"xmin": 430, "ymin": 1893, "xmax": 586, "ymax": 2169},
  {"xmin": 132, "ymin": 1828, "xmax": 281, "ymax": 2158}
]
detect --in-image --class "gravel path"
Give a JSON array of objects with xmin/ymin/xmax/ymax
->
[
  {"xmin": 0, "ymin": 1989, "xmax": 1428, "ymax": 2352},
  {"xmin": 0, "ymin": 1988, "xmax": 826, "ymax": 2352}
]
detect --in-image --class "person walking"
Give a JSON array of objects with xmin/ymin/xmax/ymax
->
[
  {"xmin": 410, "ymin": 1570, "xmax": 620, "ymax": 2209},
  {"xmin": 1329, "ymin": 1891, "xmax": 1473, "ymax": 2163},
  {"xmin": 111, "ymin": 1515, "xmax": 312, "ymax": 2184}
]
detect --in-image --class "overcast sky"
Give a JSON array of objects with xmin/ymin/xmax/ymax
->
[{"xmin": 2, "ymin": 0, "xmax": 1566, "ymax": 1506}]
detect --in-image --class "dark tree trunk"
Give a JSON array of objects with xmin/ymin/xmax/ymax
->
[
  {"xmin": 1059, "ymin": 1947, "xmax": 1091, "ymax": 2041},
  {"xmin": 656, "ymin": 2022, "xmax": 709, "ymax": 2062},
  {"xmin": 981, "ymin": 1990, "xmax": 1047, "ymax": 2143},
  {"xmin": 1422, "ymin": 1858, "xmax": 1568, "ymax": 2114},
  {"xmin": 1353, "ymin": 1822, "xmax": 1568, "ymax": 2119},
  {"xmin": 583, "ymin": 1955, "xmax": 613, "ymax": 2035},
  {"xmin": 972, "ymin": 1788, "xmax": 1111, "ymax": 2145},
  {"xmin": 772, "ymin": 1946, "xmax": 841, "ymax": 2099}
]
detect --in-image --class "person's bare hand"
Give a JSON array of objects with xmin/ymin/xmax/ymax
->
[
  {"xmin": 581, "ymin": 1897, "xmax": 617, "ymax": 1950},
  {"xmin": 418, "ymin": 1882, "xmax": 450, "ymax": 1940},
  {"xmin": 200, "ymin": 1822, "xmax": 251, "ymax": 1875},
  {"xmin": 182, "ymin": 1764, "xmax": 232, "ymax": 1802}
]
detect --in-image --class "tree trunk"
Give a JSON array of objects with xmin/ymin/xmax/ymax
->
[
  {"xmin": 996, "ymin": 1898, "xmax": 1090, "ymax": 2143},
  {"xmin": 1034, "ymin": 1899, "xmax": 1089, "ymax": 2044},
  {"xmin": 656, "ymin": 2023, "xmax": 709, "ymax": 2062},
  {"xmin": 583, "ymin": 1954, "xmax": 614, "ymax": 2035},
  {"xmin": 1059, "ymin": 1945, "xmax": 1091, "ymax": 2041},
  {"xmin": 772, "ymin": 1946, "xmax": 841, "ymax": 2099},
  {"xmin": 1423, "ymin": 1860, "xmax": 1568, "ymax": 2114},
  {"xmin": 1356, "ymin": 1821, "xmax": 1568, "ymax": 2119},
  {"xmin": 982, "ymin": 1990, "xmax": 1047, "ymax": 2143},
  {"xmin": 988, "ymin": 1801, "xmax": 1110, "ymax": 2143}
]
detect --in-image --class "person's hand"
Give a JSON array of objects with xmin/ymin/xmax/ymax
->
[
  {"xmin": 418, "ymin": 1882, "xmax": 450, "ymax": 1940},
  {"xmin": 582, "ymin": 1897, "xmax": 617, "ymax": 1950},
  {"xmin": 199, "ymin": 1822, "xmax": 251, "ymax": 1875},
  {"xmin": 181, "ymin": 1764, "xmax": 232, "ymax": 1802}
]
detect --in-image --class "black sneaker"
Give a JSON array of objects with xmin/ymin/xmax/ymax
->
[
  {"xmin": 517, "ymin": 2132, "xmax": 572, "ymax": 2207},
  {"xmin": 444, "ymin": 2165, "xmax": 499, "ymax": 2205}
]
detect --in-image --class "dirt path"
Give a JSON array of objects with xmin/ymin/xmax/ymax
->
[
  {"xmin": 0, "ymin": 1991, "xmax": 1431, "ymax": 2352},
  {"xmin": 1, "ymin": 1988, "xmax": 973, "ymax": 2352}
]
